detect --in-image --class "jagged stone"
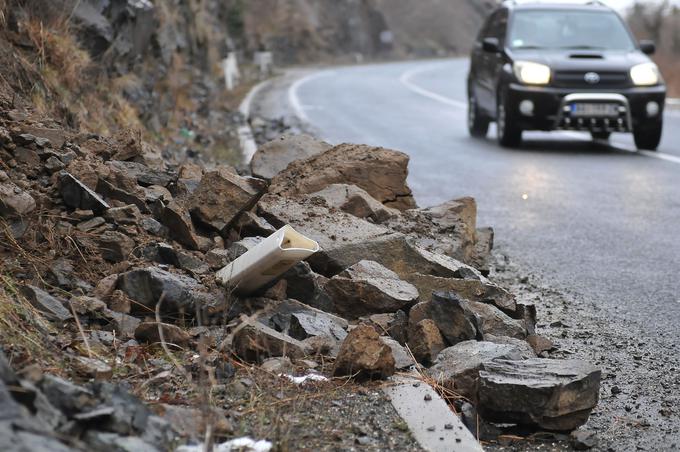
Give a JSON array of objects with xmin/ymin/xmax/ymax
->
[
  {"xmin": 97, "ymin": 230, "xmax": 136, "ymax": 262},
  {"xmin": 104, "ymin": 204, "xmax": 142, "ymax": 225},
  {"xmin": 0, "ymin": 181, "xmax": 36, "ymax": 217},
  {"xmin": 478, "ymin": 359, "xmax": 601, "ymax": 431},
  {"xmin": 333, "ymin": 324, "xmax": 395, "ymax": 379},
  {"xmin": 233, "ymin": 321, "xmax": 310, "ymax": 362},
  {"xmin": 365, "ymin": 311, "xmax": 408, "ymax": 345},
  {"xmin": 70, "ymin": 296, "xmax": 107, "ymax": 315},
  {"xmin": 116, "ymin": 267, "xmax": 214, "ymax": 314},
  {"xmin": 416, "ymin": 197, "xmax": 478, "ymax": 261},
  {"xmin": 159, "ymin": 200, "xmax": 200, "ymax": 250},
  {"xmin": 20, "ymin": 285, "xmax": 73, "ymax": 322},
  {"xmin": 40, "ymin": 375, "xmax": 96, "ymax": 416},
  {"xmin": 484, "ymin": 334, "xmax": 536, "ymax": 359},
  {"xmin": 77, "ymin": 216, "xmax": 106, "ymax": 231},
  {"xmin": 251, "ymin": 134, "xmax": 332, "ymax": 180},
  {"xmin": 310, "ymin": 184, "xmax": 398, "ymax": 223},
  {"xmin": 468, "ymin": 301, "xmax": 527, "ymax": 339},
  {"xmin": 281, "ymin": 262, "xmax": 329, "ymax": 306},
  {"xmin": 428, "ymin": 341, "xmax": 529, "ymax": 400},
  {"xmin": 232, "ymin": 210, "xmax": 277, "ymax": 237},
  {"xmin": 262, "ymin": 299, "xmax": 348, "ymax": 343},
  {"xmin": 527, "ymin": 334, "xmax": 555, "ymax": 355},
  {"xmin": 321, "ymin": 260, "xmax": 419, "ymax": 318},
  {"xmin": 471, "ymin": 227, "xmax": 494, "ymax": 275},
  {"xmin": 73, "ymin": 356, "xmax": 113, "ymax": 380},
  {"xmin": 135, "ymin": 322, "xmax": 191, "ymax": 346},
  {"xmin": 59, "ymin": 171, "xmax": 110, "ymax": 212},
  {"xmin": 408, "ymin": 319, "xmax": 445, "ymax": 365},
  {"xmin": 404, "ymin": 273, "xmax": 517, "ymax": 314},
  {"xmin": 107, "ymin": 161, "xmax": 175, "ymax": 187},
  {"xmin": 429, "ymin": 291, "xmax": 481, "ymax": 345},
  {"xmin": 381, "ymin": 337, "xmax": 415, "ymax": 369},
  {"xmin": 269, "ymin": 143, "xmax": 416, "ymax": 210},
  {"xmin": 102, "ymin": 309, "xmax": 141, "ymax": 339},
  {"xmin": 187, "ymin": 167, "xmax": 265, "ymax": 233}
]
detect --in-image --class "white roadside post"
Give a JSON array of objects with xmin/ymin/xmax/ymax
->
[
  {"xmin": 223, "ymin": 52, "xmax": 240, "ymax": 91},
  {"xmin": 254, "ymin": 51, "xmax": 273, "ymax": 79},
  {"xmin": 216, "ymin": 225, "xmax": 320, "ymax": 294}
]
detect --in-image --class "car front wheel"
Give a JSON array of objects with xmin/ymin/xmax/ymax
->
[
  {"xmin": 633, "ymin": 122, "xmax": 662, "ymax": 151},
  {"xmin": 497, "ymin": 91, "xmax": 522, "ymax": 147},
  {"xmin": 468, "ymin": 92, "xmax": 490, "ymax": 138}
]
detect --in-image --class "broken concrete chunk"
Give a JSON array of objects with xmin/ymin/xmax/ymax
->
[
  {"xmin": 188, "ymin": 167, "xmax": 265, "ymax": 233},
  {"xmin": 233, "ymin": 321, "xmax": 310, "ymax": 362},
  {"xmin": 269, "ymin": 143, "xmax": 416, "ymax": 210},
  {"xmin": 20, "ymin": 285, "xmax": 73, "ymax": 322},
  {"xmin": 478, "ymin": 359, "xmax": 601, "ymax": 431},
  {"xmin": 321, "ymin": 260, "xmax": 419, "ymax": 318},
  {"xmin": 310, "ymin": 184, "xmax": 398, "ymax": 223},
  {"xmin": 429, "ymin": 340, "xmax": 530, "ymax": 400},
  {"xmin": 333, "ymin": 324, "xmax": 395, "ymax": 380},
  {"xmin": 429, "ymin": 291, "xmax": 481, "ymax": 345},
  {"xmin": 408, "ymin": 319, "xmax": 445, "ymax": 365},
  {"xmin": 59, "ymin": 171, "xmax": 110, "ymax": 212},
  {"xmin": 250, "ymin": 134, "xmax": 332, "ymax": 180},
  {"xmin": 0, "ymin": 181, "xmax": 36, "ymax": 217}
]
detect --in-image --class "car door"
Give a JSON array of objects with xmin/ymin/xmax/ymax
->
[
  {"xmin": 477, "ymin": 9, "xmax": 509, "ymax": 116},
  {"xmin": 470, "ymin": 13, "xmax": 496, "ymax": 114}
]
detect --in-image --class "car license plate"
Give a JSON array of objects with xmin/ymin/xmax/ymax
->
[{"xmin": 571, "ymin": 103, "xmax": 619, "ymax": 117}]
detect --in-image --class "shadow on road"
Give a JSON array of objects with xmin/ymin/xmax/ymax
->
[{"xmin": 479, "ymin": 137, "xmax": 635, "ymax": 157}]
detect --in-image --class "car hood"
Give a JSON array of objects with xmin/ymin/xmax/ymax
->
[{"xmin": 509, "ymin": 49, "xmax": 652, "ymax": 71}]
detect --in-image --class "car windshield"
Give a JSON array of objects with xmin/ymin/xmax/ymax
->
[{"xmin": 508, "ymin": 9, "xmax": 636, "ymax": 51}]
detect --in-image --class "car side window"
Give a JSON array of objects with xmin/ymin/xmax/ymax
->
[
  {"xmin": 490, "ymin": 10, "xmax": 509, "ymax": 44},
  {"xmin": 478, "ymin": 11, "xmax": 499, "ymax": 41}
]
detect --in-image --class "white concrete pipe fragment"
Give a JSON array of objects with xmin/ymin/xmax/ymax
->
[{"xmin": 216, "ymin": 225, "xmax": 320, "ymax": 294}]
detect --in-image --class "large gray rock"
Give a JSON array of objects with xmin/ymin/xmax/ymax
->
[
  {"xmin": 250, "ymin": 134, "xmax": 332, "ymax": 180},
  {"xmin": 20, "ymin": 286, "xmax": 73, "ymax": 322},
  {"xmin": 116, "ymin": 267, "xmax": 215, "ymax": 314},
  {"xmin": 262, "ymin": 299, "xmax": 348, "ymax": 343},
  {"xmin": 381, "ymin": 337, "xmax": 416, "ymax": 369},
  {"xmin": 59, "ymin": 171, "xmax": 110, "ymax": 212},
  {"xmin": 310, "ymin": 184, "xmax": 398, "ymax": 223},
  {"xmin": 268, "ymin": 143, "xmax": 417, "ymax": 210},
  {"xmin": 429, "ymin": 291, "xmax": 481, "ymax": 345},
  {"xmin": 478, "ymin": 359, "xmax": 601, "ymax": 431},
  {"xmin": 281, "ymin": 262, "xmax": 329, "ymax": 306},
  {"xmin": 233, "ymin": 321, "xmax": 310, "ymax": 362},
  {"xmin": 468, "ymin": 301, "xmax": 527, "ymax": 339},
  {"xmin": 321, "ymin": 260, "xmax": 419, "ymax": 318},
  {"xmin": 405, "ymin": 272, "xmax": 517, "ymax": 315},
  {"xmin": 428, "ymin": 340, "xmax": 530, "ymax": 400},
  {"xmin": 333, "ymin": 324, "xmax": 395, "ymax": 380},
  {"xmin": 187, "ymin": 167, "xmax": 265, "ymax": 234},
  {"xmin": 0, "ymin": 181, "xmax": 36, "ymax": 217}
]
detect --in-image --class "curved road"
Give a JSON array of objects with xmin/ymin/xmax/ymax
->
[
  {"xmin": 252, "ymin": 58, "xmax": 680, "ymax": 447},
  {"xmin": 283, "ymin": 59, "xmax": 680, "ymax": 331}
]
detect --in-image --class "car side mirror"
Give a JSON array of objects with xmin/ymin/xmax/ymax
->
[
  {"xmin": 482, "ymin": 37, "xmax": 500, "ymax": 53},
  {"xmin": 639, "ymin": 40, "xmax": 656, "ymax": 55}
]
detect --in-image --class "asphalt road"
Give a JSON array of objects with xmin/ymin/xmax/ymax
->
[
  {"xmin": 251, "ymin": 58, "xmax": 680, "ymax": 448},
  {"xmin": 272, "ymin": 58, "xmax": 680, "ymax": 331}
]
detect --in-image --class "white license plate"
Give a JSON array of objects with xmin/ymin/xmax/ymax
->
[{"xmin": 571, "ymin": 103, "xmax": 619, "ymax": 117}]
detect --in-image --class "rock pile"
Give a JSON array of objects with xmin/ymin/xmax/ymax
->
[{"xmin": 0, "ymin": 109, "xmax": 601, "ymax": 449}]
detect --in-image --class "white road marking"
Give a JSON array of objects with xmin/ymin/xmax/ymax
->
[
  {"xmin": 239, "ymin": 79, "xmax": 271, "ymax": 118},
  {"xmin": 400, "ymin": 64, "xmax": 680, "ymax": 165},
  {"xmin": 288, "ymin": 70, "xmax": 336, "ymax": 122},
  {"xmin": 399, "ymin": 64, "xmax": 468, "ymax": 109}
]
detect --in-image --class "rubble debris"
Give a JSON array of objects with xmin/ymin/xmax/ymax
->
[
  {"xmin": 408, "ymin": 319, "xmax": 445, "ymax": 365},
  {"xmin": 250, "ymin": 134, "xmax": 332, "ymax": 180},
  {"xmin": 478, "ymin": 359, "xmax": 601, "ymax": 430},
  {"xmin": 429, "ymin": 291, "xmax": 481, "ymax": 345},
  {"xmin": 320, "ymin": 260, "xmax": 419, "ymax": 318},
  {"xmin": 310, "ymin": 184, "xmax": 398, "ymax": 223},
  {"xmin": 380, "ymin": 337, "xmax": 416, "ymax": 369},
  {"xmin": 262, "ymin": 299, "xmax": 348, "ymax": 343},
  {"xmin": 135, "ymin": 322, "xmax": 191, "ymax": 346},
  {"xmin": 159, "ymin": 200, "xmax": 201, "ymax": 250},
  {"xmin": 59, "ymin": 171, "xmax": 111, "ymax": 212},
  {"xmin": 233, "ymin": 321, "xmax": 311, "ymax": 362},
  {"xmin": 20, "ymin": 285, "xmax": 73, "ymax": 322},
  {"xmin": 269, "ymin": 143, "xmax": 417, "ymax": 210},
  {"xmin": 333, "ymin": 324, "xmax": 395, "ymax": 379},
  {"xmin": 467, "ymin": 300, "xmax": 527, "ymax": 339},
  {"xmin": 428, "ymin": 340, "xmax": 531, "ymax": 400},
  {"xmin": 0, "ymin": 180, "xmax": 36, "ymax": 217},
  {"xmin": 188, "ymin": 167, "xmax": 265, "ymax": 233}
]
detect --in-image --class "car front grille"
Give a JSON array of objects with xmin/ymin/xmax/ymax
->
[{"xmin": 552, "ymin": 70, "xmax": 631, "ymax": 89}]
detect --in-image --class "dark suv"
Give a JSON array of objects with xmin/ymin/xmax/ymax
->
[{"xmin": 468, "ymin": 1, "xmax": 666, "ymax": 150}]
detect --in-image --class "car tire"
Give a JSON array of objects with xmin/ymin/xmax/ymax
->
[
  {"xmin": 591, "ymin": 131, "xmax": 611, "ymax": 141},
  {"xmin": 468, "ymin": 92, "xmax": 490, "ymax": 138},
  {"xmin": 633, "ymin": 122, "xmax": 663, "ymax": 151},
  {"xmin": 497, "ymin": 91, "xmax": 522, "ymax": 147}
]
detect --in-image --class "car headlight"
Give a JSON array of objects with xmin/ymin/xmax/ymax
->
[
  {"xmin": 513, "ymin": 61, "xmax": 551, "ymax": 85},
  {"xmin": 630, "ymin": 63, "xmax": 660, "ymax": 86}
]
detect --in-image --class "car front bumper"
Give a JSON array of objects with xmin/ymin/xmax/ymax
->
[{"xmin": 506, "ymin": 83, "xmax": 666, "ymax": 132}]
